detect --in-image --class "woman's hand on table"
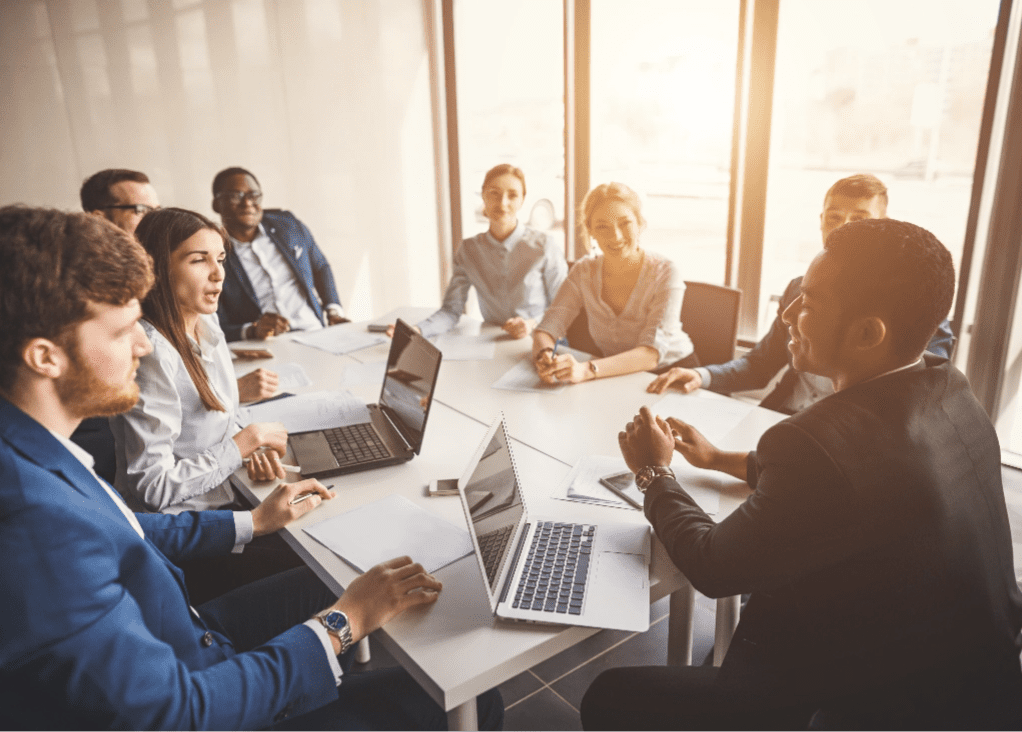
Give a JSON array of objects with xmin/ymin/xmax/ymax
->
[
  {"xmin": 234, "ymin": 421, "xmax": 289, "ymax": 481},
  {"xmin": 251, "ymin": 478, "xmax": 335, "ymax": 536},
  {"xmin": 647, "ymin": 366, "xmax": 702, "ymax": 394},
  {"xmin": 536, "ymin": 352, "xmax": 590, "ymax": 384},
  {"xmin": 237, "ymin": 368, "xmax": 279, "ymax": 403},
  {"xmin": 502, "ymin": 316, "xmax": 535, "ymax": 339}
]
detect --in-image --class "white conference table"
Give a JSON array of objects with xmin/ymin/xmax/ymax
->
[{"xmin": 231, "ymin": 311, "xmax": 785, "ymax": 730}]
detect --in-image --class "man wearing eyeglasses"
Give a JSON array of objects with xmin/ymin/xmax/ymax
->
[
  {"xmin": 212, "ymin": 167, "xmax": 349, "ymax": 342},
  {"xmin": 80, "ymin": 168, "xmax": 160, "ymax": 235}
]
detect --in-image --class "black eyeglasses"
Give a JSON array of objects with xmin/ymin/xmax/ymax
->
[
  {"xmin": 102, "ymin": 204, "xmax": 159, "ymax": 215},
  {"xmin": 217, "ymin": 191, "xmax": 263, "ymax": 206}
]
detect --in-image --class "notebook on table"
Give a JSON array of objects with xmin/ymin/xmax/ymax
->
[
  {"xmin": 289, "ymin": 319, "xmax": 442, "ymax": 478},
  {"xmin": 456, "ymin": 416, "xmax": 651, "ymax": 632}
]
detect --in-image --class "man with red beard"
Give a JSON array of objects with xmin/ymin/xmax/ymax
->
[{"xmin": 0, "ymin": 206, "xmax": 502, "ymax": 730}]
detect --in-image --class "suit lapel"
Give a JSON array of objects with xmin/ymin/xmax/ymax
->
[
  {"xmin": 264, "ymin": 220, "xmax": 325, "ymax": 323},
  {"xmin": 225, "ymin": 246, "xmax": 260, "ymax": 311}
]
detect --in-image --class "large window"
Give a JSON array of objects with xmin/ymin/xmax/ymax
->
[
  {"xmin": 590, "ymin": 0, "xmax": 739, "ymax": 282},
  {"xmin": 453, "ymin": 0, "xmax": 565, "ymax": 254},
  {"xmin": 759, "ymin": 0, "xmax": 1001, "ymax": 334}
]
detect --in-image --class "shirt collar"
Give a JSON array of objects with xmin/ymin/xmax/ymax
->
[
  {"xmin": 485, "ymin": 220, "xmax": 525, "ymax": 251},
  {"xmin": 864, "ymin": 357, "xmax": 924, "ymax": 384},
  {"xmin": 229, "ymin": 223, "xmax": 267, "ymax": 249},
  {"xmin": 50, "ymin": 428, "xmax": 96, "ymax": 470}
]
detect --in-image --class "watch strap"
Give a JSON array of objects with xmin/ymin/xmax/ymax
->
[
  {"xmin": 635, "ymin": 465, "xmax": 675, "ymax": 492},
  {"xmin": 316, "ymin": 610, "xmax": 354, "ymax": 655}
]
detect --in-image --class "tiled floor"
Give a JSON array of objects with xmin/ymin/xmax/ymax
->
[{"xmin": 357, "ymin": 466, "xmax": 1022, "ymax": 731}]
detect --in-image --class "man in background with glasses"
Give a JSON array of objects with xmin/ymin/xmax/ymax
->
[
  {"xmin": 80, "ymin": 168, "xmax": 160, "ymax": 235},
  {"xmin": 74, "ymin": 168, "xmax": 161, "ymax": 481},
  {"xmin": 212, "ymin": 166, "xmax": 348, "ymax": 342},
  {"xmin": 648, "ymin": 174, "xmax": 955, "ymax": 413}
]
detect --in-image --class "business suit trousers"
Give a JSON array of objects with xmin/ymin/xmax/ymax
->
[
  {"xmin": 198, "ymin": 567, "xmax": 504, "ymax": 730},
  {"xmin": 580, "ymin": 666, "xmax": 814, "ymax": 731}
]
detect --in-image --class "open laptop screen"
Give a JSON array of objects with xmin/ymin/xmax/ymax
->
[
  {"xmin": 461, "ymin": 420, "xmax": 524, "ymax": 593},
  {"xmin": 378, "ymin": 320, "xmax": 442, "ymax": 454}
]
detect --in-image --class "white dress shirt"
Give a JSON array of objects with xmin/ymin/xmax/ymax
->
[
  {"xmin": 536, "ymin": 251, "xmax": 694, "ymax": 367},
  {"xmin": 417, "ymin": 222, "xmax": 568, "ymax": 338},
  {"xmin": 112, "ymin": 314, "xmax": 245, "ymax": 514},
  {"xmin": 231, "ymin": 225, "xmax": 328, "ymax": 333}
]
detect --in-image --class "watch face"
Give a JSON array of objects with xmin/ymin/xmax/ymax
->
[{"xmin": 322, "ymin": 611, "xmax": 348, "ymax": 632}]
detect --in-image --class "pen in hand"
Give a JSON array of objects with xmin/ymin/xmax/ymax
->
[{"xmin": 289, "ymin": 484, "xmax": 334, "ymax": 506}]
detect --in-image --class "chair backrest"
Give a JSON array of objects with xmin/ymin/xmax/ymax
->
[
  {"xmin": 680, "ymin": 281, "xmax": 742, "ymax": 366},
  {"xmin": 565, "ymin": 259, "xmax": 602, "ymax": 356}
]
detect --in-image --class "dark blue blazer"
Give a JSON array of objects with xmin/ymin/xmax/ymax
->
[
  {"xmin": 706, "ymin": 276, "xmax": 956, "ymax": 413},
  {"xmin": 218, "ymin": 209, "xmax": 343, "ymax": 342},
  {"xmin": 0, "ymin": 398, "xmax": 336, "ymax": 729}
]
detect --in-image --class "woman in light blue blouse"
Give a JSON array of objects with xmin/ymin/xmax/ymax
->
[{"xmin": 397, "ymin": 164, "xmax": 568, "ymax": 339}]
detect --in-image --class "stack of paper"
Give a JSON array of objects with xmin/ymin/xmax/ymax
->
[
  {"xmin": 304, "ymin": 494, "xmax": 474, "ymax": 573},
  {"xmin": 238, "ymin": 390, "xmax": 370, "ymax": 432},
  {"xmin": 291, "ymin": 326, "xmax": 388, "ymax": 355},
  {"xmin": 558, "ymin": 456, "xmax": 641, "ymax": 510}
]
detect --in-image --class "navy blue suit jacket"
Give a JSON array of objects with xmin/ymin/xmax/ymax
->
[
  {"xmin": 706, "ymin": 276, "xmax": 956, "ymax": 413},
  {"xmin": 0, "ymin": 398, "xmax": 337, "ymax": 729},
  {"xmin": 218, "ymin": 209, "xmax": 343, "ymax": 342}
]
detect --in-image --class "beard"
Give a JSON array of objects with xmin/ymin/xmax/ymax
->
[{"xmin": 56, "ymin": 339, "xmax": 140, "ymax": 418}]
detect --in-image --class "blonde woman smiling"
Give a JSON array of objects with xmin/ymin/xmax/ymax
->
[{"xmin": 532, "ymin": 183, "xmax": 694, "ymax": 384}]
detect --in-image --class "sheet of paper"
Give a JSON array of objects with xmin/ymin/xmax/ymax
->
[
  {"xmin": 304, "ymin": 494, "xmax": 474, "ymax": 573},
  {"xmin": 238, "ymin": 390, "xmax": 370, "ymax": 432},
  {"xmin": 492, "ymin": 357, "xmax": 568, "ymax": 393},
  {"xmin": 555, "ymin": 454, "xmax": 721, "ymax": 515},
  {"xmin": 556, "ymin": 455, "xmax": 639, "ymax": 510},
  {"xmin": 290, "ymin": 326, "xmax": 388, "ymax": 355},
  {"xmin": 651, "ymin": 392, "xmax": 756, "ymax": 444},
  {"xmin": 271, "ymin": 362, "xmax": 312, "ymax": 392},
  {"xmin": 339, "ymin": 361, "xmax": 386, "ymax": 389},
  {"xmin": 432, "ymin": 333, "xmax": 497, "ymax": 361}
]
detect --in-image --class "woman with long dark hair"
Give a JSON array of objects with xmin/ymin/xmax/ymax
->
[{"xmin": 112, "ymin": 207, "xmax": 288, "ymax": 513}]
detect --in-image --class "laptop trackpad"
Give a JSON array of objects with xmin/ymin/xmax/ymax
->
[
  {"xmin": 595, "ymin": 551, "xmax": 648, "ymax": 591},
  {"xmin": 290, "ymin": 432, "xmax": 339, "ymax": 473}
]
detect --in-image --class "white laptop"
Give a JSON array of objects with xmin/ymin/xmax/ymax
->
[{"xmin": 456, "ymin": 416, "xmax": 651, "ymax": 633}]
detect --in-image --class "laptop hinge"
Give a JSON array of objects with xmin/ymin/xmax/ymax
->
[
  {"xmin": 380, "ymin": 406, "xmax": 413, "ymax": 452},
  {"xmin": 498, "ymin": 522, "xmax": 530, "ymax": 605}
]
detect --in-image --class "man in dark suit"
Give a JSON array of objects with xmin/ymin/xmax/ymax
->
[
  {"xmin": 212, "ymin": 167, "xmax": 350, "ymax": 342},
  {"xmin": 0, "ymin": 206, "xmax": 502, "ymax": 729},
  {"xmin": 648, "ymin": 174, "xmax": 955, "ymax": 413},
  {"xmin": 585, "ymin": 218, "xmax": 1022, "ymax": 729}
]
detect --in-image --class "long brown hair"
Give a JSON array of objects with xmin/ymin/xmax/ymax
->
[{"xmin": 134, "ymin": 207, "xmax": 229, "ymax": 412}]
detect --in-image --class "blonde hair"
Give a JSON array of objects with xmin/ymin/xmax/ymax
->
[{"xmin": 578, "ymin": 182, "xmax": 646, "ymax": 242}]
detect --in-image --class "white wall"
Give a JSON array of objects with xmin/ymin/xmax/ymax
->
[{"xmin": 0, "ymin": 0, "xmax": 441, "ymax": 320}]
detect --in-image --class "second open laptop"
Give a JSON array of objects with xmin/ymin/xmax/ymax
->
[
  {"xmin": 289, "ymin": 319, "xmax": 442, "ymax": 478},
  {"xmin": 457, "ymin": 416, "xmax": 651, "ymax": 633}
]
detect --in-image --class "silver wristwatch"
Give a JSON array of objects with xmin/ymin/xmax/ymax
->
[
  {"xmin": 634, "ymin": 465, "xmax": 675, "ymax": 493},
  {"xmin": 316, "ymin": 609, "xmax": 354, "ymax": 655}
]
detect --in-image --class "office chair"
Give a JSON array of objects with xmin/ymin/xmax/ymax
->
[{"xmin": 680, "ymin": 281, "xmax": 742, "ymax": 366}]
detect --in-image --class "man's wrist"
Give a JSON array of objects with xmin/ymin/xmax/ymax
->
[
  {"xmin": 635, "ymin": 465, "xmax": 675, "ymax": 492},
  {"xmin": 244, "ymin": 323, "xmax": 257, "ymax": 340}
]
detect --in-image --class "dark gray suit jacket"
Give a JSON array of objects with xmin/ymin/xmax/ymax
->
[{"xmin": 645, "ymin": 355, "xmax": 1022, "ymax": 726}]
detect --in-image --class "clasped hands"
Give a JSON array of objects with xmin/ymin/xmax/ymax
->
[
  {"xmin": 535, "ymin": 349, "xmax": 592, "ymax": 384},
  {"xmin": 619, "ymin": 406, "xmax": 721, "ymax": 473}
]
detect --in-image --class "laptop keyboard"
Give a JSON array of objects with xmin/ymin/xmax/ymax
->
[
  {"xmin": 323, "ymin": 423, "xmax": 390, "ymax": 466},
  {"xmin": 513, "ymin": 521, "xmax": 596, "ymax": 615},
  {"xmin": 477, "ymin": 524, "xmax": 515, "ymax": 586}
]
